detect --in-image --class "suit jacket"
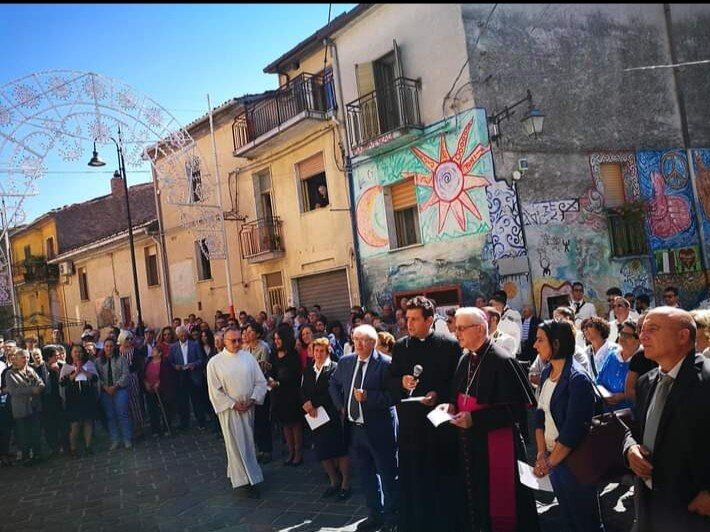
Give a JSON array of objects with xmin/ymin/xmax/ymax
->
[
  {"xmin": 623, "ymin": 352, "xmax": 710, "ymax": 531},
  {"xmin": 535, "ymin": 357, "xmax": 596, "ymax": 449},
  {"xmin": 520, "ymin": 316, "xmax": 542, "ymax": 362},
  {"xmin": 301, "ymin": 360, "xmax": 339, "ymax": 420},
  {"xmin": 168, "ymin": 340, "xmax": 205, "ymax": 386},
  {"xmin": 329, "ymin": 350, "xmax": 397, "ymax": 447}
]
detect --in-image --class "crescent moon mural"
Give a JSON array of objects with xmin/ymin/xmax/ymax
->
[{"xmin": 356, "ymin": 185, "xmax": 389, "ymax": 248}]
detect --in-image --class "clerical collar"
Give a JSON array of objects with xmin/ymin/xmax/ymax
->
[
  {"xmin": 414, "ymin": 330, "xmax": 433, "ymax": 342},
  {"xmin": 475, "ymin": 339, "xmax": 492, "ymax": 357}
]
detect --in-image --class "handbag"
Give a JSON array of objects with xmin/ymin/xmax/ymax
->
[{"xmin": 564, "ymin": 382, "xmax": 634, "ymax": 486}]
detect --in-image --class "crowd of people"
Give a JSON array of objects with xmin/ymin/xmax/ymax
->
[{"xmin": 1, "ymin": 282, "xmax": 710, "ymax": 532}]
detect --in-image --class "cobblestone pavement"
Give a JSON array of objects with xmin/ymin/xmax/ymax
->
[{"xmin": 1, "ymin": 425, "xmax": 635, "ymax": 531}]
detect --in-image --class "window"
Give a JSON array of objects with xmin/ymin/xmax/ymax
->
[
  {"xmin": 46, "ymin": 237, "xmax": 55, "ymax": 259},
  {"xmin": 253, "ymin": 169, "xmax": 275, "ymax": 220},
  {"xmin": 387, "ymin": 178, "xmax": 420, "ymax": 248},
  {"xmin": 144, "ymin": 246, "xmax": 160, "ymax": 287},
  {"xmin": 264, "ymin": 271, "xmax": 286, "ymax": 313},
  {"xmin": 120, "ymin": 297, "xmax": 131, "ymax": 327},
  {"xmin": 23, "ymin": 245, "xmax": 31, "ymax": 260},
  {"xmin": 186, "ymin": 156, "xmax": 203, "ymax": 203},
  {"xmin": 195, "ymin": 240, "xmax": 212, "ymax": 280},
  {"xmin": 297, "ymin": 152, "xmax": 329, "ymax": 212},
  {"xmin": 78, "ymin": 267, "xmax": 89, "ymax": 301},
  {"xmin": 601, "ymin": 163, "xmax": 647, "ymax": 257}
]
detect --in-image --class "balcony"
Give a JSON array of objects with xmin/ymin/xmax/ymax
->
[
  {"xmin": 239, "ymin": 217, "xmax": 285, "ymax": 263},
  {"xmin": 13, "ymin": 256, "xmax": 59, "ymax": 284},
  {"xmin": 233, "ymin": 72, "xmax": 336, "ymax": 158},
  {"xmin": 346, "ymin": 77, "xmax": 423, "ymax": 156}
]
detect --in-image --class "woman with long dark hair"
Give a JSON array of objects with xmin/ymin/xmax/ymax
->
[
  {"xmin": 533, "ymin": 319, "xmax": 603, "ymax": 531},
  {"xmin": 269, "ymin": 326, "xmax": 303, "ymax": 466}
]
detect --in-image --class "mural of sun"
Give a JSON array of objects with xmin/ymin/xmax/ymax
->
[{"xmin": 404, "ymin": 120, "xmax": 490, "ymax": 233}]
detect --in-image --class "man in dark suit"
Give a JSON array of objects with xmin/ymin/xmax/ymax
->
[
  {"xmin": 519, "ymin": 304, "xmax": 542, "ymax": 363},
  {"xmin": 624, "ymin": 307, "xmax": 710, "ymax": 531},
  {"xmin": 388, "ymin": 296, "xmax": 461, "ymax": 532},
  {"xmin": 329, "ymin": 324, "xmax": 398, "ymax": 532},
  {"xmin": 169, "ymin": 326, "xmax": 206, "ymax": 431}
]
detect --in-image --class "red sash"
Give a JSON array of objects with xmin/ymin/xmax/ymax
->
[{"xmin": 457, "ymin": 393, "xmax": 517, "ymax": 532}]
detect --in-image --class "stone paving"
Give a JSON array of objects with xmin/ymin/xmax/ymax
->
[{"xmin": 1, "ymin": 424, "xmax": 635, "ymax": 531}]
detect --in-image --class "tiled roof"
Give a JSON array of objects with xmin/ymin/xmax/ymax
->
[{"xmin": 53, "ymin": 182, "xmax": 156, "ymax": 254}]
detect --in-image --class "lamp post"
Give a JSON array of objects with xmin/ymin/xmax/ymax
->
[
  {"xmin": 87, "ymin": 127, "xmax": 143, "ymax": 327},
  {"xmin": 486, "ymin": 90, "xmax": 545, "ymax": 307},
  {"xmin": 487, "ymin": 89, "xmax": 545, "ymax": 147}
]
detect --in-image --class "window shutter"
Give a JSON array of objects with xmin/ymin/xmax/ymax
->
[
  {"xmin": 391, "ymin": 178, "xmax": 417, "ymax": 210},
  {"xmin": 393, "ymin": 39, "xmax": 403, "ymax": 79},
  {"xmin": 599, "ymin": 163, "xmax": 625, "ymax": 208},
  {"xmin": 355, "ymin": 62, "xmax": 375, "ymax": 97},
  {"xmin": 297, "ymin": 152, "xmax": 325, "ymax": 180}
]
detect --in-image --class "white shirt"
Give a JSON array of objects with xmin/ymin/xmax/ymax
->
[
  {"xmin": 572, "ymin": 300, "xmax": 597, "ymax": 328},
  {"xmin": 348, "ymin": 354, "xmax": 371, "ymax": 424},
  {"xmin": 538, "ymin": 377, "xmax": 559, "ymax": 452},
  {"xmin": 314, "ymin": 357, "xmax": 332, "ymax": 382},
  {"xmin": 492, "ymin": 329, "xmax": 517, "ymax": 357},
  {"xmin": 180, "ymin": 341, "xmax": 189, "ymax": 365},
  {"xmin": 499, "ymin": 307, "xmax": 522, "ymax": 354}
]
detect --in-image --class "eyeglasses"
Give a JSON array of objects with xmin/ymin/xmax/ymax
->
[
  {"xmin": 618, "ymin": 331, "xmax": 638, "ymax": 340},
  {"xmin": 455, "ymin": 324, "xmax": 479, "ymax": 333}
]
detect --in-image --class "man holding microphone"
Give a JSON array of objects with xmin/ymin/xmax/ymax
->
[{"xmin": 388, "ymin": 296, "xmax": 462, "ymax": 532}]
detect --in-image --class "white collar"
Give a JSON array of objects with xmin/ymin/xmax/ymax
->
[
  {"xmin": 314, "ymin": 357, "xmax": 332, "ymax": 372},
  {"xmin": 660, "ymin": 356, "xmax": 685, "ymax": 380}
]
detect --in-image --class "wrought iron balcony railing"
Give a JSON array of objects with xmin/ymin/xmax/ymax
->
[
  {"xmin": 239, "ymin": 217, "xmax": 284, "ymax": 259},
  {"xmin": 233, "ymin": 72, "xmax": 336, "ymax": 151},
  {"xmin": 345, "ymin": 77, "xmax": 422, "ymax": 151},
  {"xmin": 13, "ymin": 256, "xmax": 59, "ymax": 284}
]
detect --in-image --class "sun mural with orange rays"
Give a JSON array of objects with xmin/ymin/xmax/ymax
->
[{"xmin": 404, "ymin": 119, "xmax": 491, "ymax": 233}]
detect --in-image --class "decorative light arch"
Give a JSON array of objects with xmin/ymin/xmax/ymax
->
[{"xmin": 0, "ymin": 70, "xmax": 227, "ymax": 304}]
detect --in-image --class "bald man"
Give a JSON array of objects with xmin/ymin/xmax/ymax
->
[{"xmin": 623, "ymin": 307, "xmax": 710, "ymax": 530}]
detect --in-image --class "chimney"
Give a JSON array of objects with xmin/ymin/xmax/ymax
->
[{"xmin": 111, "ymin": 171, "xmax": 125, "ymax": 197}]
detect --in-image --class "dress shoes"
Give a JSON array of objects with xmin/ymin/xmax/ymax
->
[
  {"xmin": 322, "ymin": 485, "xmax": 339, "ymax": 498},
  {"xmin": 356, "ymin": 516, "xmax": 384, "ymax": 531},
  {"xmin": 336, "ymin": 488, "xmax": 352, "ymax": 501},
  {"xmin": 245, "ymin": 484, "xmax": 261, "ymax": 499}
]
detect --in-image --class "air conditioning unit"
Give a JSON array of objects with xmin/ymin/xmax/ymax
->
[{"xmin": 59, "ymin": 261, "xmax": 74, "ymax": 275}]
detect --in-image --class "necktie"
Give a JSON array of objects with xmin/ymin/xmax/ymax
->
[
  {"xmin": 107, "ymin": 357, "xmax": 114, "ymax": 386},
  {"xmin": 349, "ymin": 360, "xmax": 366, "ymax": 422},
  {"xmin": 643, "ymin": 374, "xmax": 673, "ymax": 454},
  {"xmin": 575, "ymin": 301, "xmax": 582, "ymax": 314}
]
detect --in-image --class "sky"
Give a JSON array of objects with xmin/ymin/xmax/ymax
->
[{"xmin": 0, "ymin": 3, "xmax": 355, "ymax": 223}]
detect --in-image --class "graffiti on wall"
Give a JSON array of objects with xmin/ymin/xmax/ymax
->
[
  {"xmin": 691, "ymin": 150, "xmax": 710, "ymax": 263},
  {"xmin": 589, "ymin": 152, "xmax": 641, "ymax": 202},
  {"xmin": 522, "ymin": 198, "xmax": 579, "ymax": 226},
  {"xmin": 637, "ymin": 150, "xmax": 698, "ymax": 252},
  {"xmin": 352, "ymin": 108, "xmax": 495, "ymax": 257},
  {"xmin": 487, "ymin": 182, "xmax": 525, "ymax": 259}
]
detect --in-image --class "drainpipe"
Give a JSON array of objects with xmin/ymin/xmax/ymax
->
[
  {"xmin": 663, "ymin": 3, "xmax": 710, "ymax": 294},
  {"xmin": 327, "ymin": 37, "xmax": 366, "ymax": 306}
]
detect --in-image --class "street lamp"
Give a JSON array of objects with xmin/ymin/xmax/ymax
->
[
  {"xmin": 487, "ymin": 90, "xmax": 545, "ymax": 308},
  {"xmin": 487, "ymin": 89, "xmax": 545, "ymax": 147},
  {"xmin": 87, "ymin": 127, "xmax": 143, "ymax": 327}
]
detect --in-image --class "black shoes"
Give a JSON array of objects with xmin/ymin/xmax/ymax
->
[
  {"xmin": 322, "ymin": 485, "xmax": 339, "ymax": 498},
  {"xmin": 356, "ymin": 516, "xmax": 384, "ymax": 531},
  {"xmin": 336, "ymin": 488, "xmax": 352, "ymax": 501},
  {"xmin": 245, "ymin": 484, "xmax": 261, "ymax": 499}
]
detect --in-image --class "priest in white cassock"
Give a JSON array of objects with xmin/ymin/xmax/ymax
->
[{"xmin": 207, "ymin": 327, "xmax": 268, "ymax": 498}]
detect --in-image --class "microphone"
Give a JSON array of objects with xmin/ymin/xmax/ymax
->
[{"xmin": 409, "ymin": 365, "xmax": 424, "ymax": 397}]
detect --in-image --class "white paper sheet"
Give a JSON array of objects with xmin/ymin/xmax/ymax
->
[
  {"xmin": 517, "ymin": 460, "xmax": 554, "ymax": 492},
  {"xmin": 304, "ymin": 406, "xmax": 330, "ymax": 430},
  {"xmin": 401, "ymin": 396, "xmax": 425, "ymax": 403},
  {"xmin": 427, "ymin": 408, "xmax": 454, "ymax": 427}
]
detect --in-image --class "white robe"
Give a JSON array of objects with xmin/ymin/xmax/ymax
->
[{"xmin": 207, "ymin": 348, "xmax": 268, "ymax": 488}]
